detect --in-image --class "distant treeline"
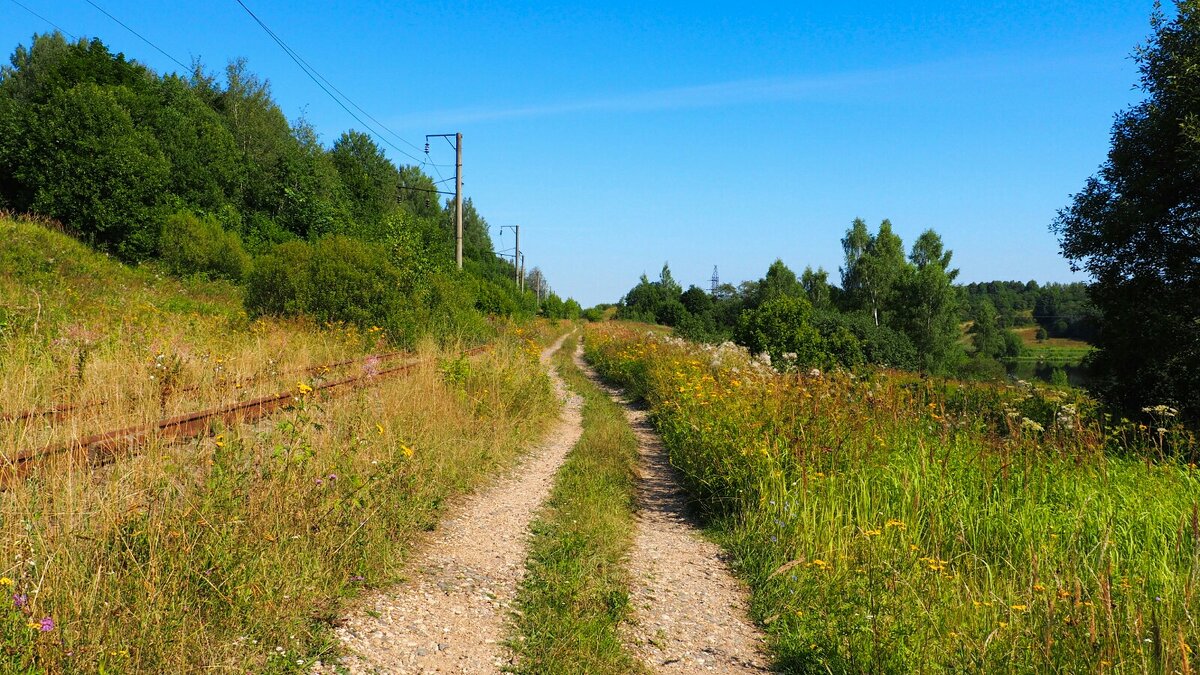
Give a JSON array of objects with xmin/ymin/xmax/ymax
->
[
  {"xmin": 612, "ymin": 218, "xmax": 1097, "ymax": 380},
  {"xmin": 963, "ymin": 281, "xmax": 1098, "ymax": 341},
  {"xmin": 0, "ymin": 33, "xmax": 581, "ymax": 341}
]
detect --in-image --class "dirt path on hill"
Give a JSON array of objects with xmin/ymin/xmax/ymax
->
[
  {"xmin": 315, "ymin": 332, "xmax": 582, "ymax": 674},
  {"xmin": 575, "ymin": 349, "xmax": 773, "ymax": 674}
]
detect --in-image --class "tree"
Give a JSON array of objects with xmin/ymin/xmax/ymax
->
[
  {"xmin": 801, "ymin": 266, "xmax": 832, "ymax": 309},
  {"xmin": 757, "ymin": 259, "xmax": 804, "ymax": 305},
  {"xmin": 840, "ymin": 219, "xmax": 907, "ymax": 325},
  {"xmin": 331, "ymin": 130, "xmax": 399, "ymax": 227},
  {"xmin": 970, "ymin": 298, "xmax": 1006, "ymax": 358},
  {"xmin": 1052, "ymin": 1, "xmax": 1200, "ymax": 423},
  {"xmin": 893, "ymin": 230, "xmax": 963, "ymax": 374}
]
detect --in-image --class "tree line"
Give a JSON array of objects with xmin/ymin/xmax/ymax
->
[
  {"xmin": 615, "ymin": 220, "xmax": 1018, "ymax": 378},
  {"xmin": 0, "ymin": 32, "xmax": 581, "ymax": 340}
]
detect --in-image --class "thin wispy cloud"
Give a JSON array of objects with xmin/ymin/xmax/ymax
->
[{"xmin": 391, "ymin": 55, "xmax": 1070, "ymax": 128}]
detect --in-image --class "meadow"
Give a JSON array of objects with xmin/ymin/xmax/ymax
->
[
  {"xmin": 585, "ymin": 323, "xmax": 1199, "ymax": 673},
  {"xmin": 0, "ymin": 216, "xmax": 564, "ymax": 672}
]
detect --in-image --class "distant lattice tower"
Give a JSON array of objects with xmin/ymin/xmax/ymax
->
[{"xmin": 710, "ymin": 265, "xmax": 719, "ymax": 295}]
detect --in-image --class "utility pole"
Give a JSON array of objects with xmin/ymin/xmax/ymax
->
[
  {"xmin": 455, "ymin": 132, "xmax": 462, "ymax": 270},
  {"xmin": 519, "ymin": 253, "xmax": 525, "ymax": 293},
  {"xmin": 426, "ymin": 133, "xmax": 463, "ymax": 269},
  {"xmin": 711, "ymin": 265, "xmax": 720, "ymax": 295},
  {"xmin": 499, "ymin": 225, "xmax": 521, "ymax": 289}
]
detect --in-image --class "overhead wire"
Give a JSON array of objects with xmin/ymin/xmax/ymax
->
[
  {"xmin": 232, "ymin": 0, "xmax": 425, "ymax": 166},
  {"xmin": 7, "ymin": 0, "xmax": 76, "ymax": 40},
  {"xmin": 81, "ymin": 0, "xmax": 190, "ymax": 71}
]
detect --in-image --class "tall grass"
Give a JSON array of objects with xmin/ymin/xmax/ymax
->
[
  {"xmin": 510, "ymin": 335, "xmax": 644, "ymax": 674},
  {"xmin": 586, "ymin": 324, "xmax": 1200, "ymax": 673},
  {"xmin": 0, "ymin": 216, "xmax": 565, "ymax": 671}
]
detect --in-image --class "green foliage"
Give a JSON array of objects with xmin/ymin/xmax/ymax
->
[
  {"xmin": 1053, "ymin": 2, "xmax": 1200, "ymax": 423},
  {"xmin": 892, "ymin": 231, "xmax": 963, "ymax": 374},
  {"xmin": 616, "ymin": 264, "xmax": 688, "ymax": 326},
  {"xmin": 245, "ymin": 236, "xmax": 411, "ymax": 338},
  {"xmin": 735, "ymin": 295, "xmax": 826, "ymax": 367},
  {"xmin": 160, "ymin": 210, "xmax": 250, "ymax": 281}
]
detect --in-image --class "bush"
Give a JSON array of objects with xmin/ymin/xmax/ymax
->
[
  {"xmin": 245, "ymin": 236, "xmax": 412, "ymax": 338},
  {"xmin": 957, "ymin": 354, "xmax": 1007, "ymax": 381},
  {"xmin": 160, "ymin": 211, "xmax": 250, "ymax": 281},
  {"xmin": 735, "ymin": 295, "xmax": 826, "ymax": 366},
  {"xmin": 582, "ymin": 307, "xmax": 605, "ymax": 322},
  {"xmin": 1001, "ymin": 330, "xmax": 1025, "ymax": 358}
]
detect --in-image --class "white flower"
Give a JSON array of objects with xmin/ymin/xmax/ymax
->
[{"xmin": 1020, "ymin": 417, "xmax": 1044, "ymax": 433}]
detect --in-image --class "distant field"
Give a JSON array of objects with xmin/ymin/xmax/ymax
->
[{"xmin": 1011, "ymin": 326, "xmax": 1093, "ymax": 361}]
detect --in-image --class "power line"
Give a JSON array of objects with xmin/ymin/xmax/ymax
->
[
  {"xmin": 232, "ymin": 0, "xmax": 425, "ymax": 165},
  {"xmin": 81, "ymin": 0, "xmax": 189, "ymax": 71},
  {"xmin": 7, "ymin": 0, "xmax": 76, "ymax": 40}
]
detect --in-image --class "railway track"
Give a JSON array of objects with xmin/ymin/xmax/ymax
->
[
  {"xmin": 0, "ymin": 345, "xmax": 490, "ymax": 487},
  {"xmin": 0, "ymin": 349, "xmax": 415, "ymax": 423}
]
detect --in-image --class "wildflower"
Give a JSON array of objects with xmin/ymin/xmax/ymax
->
[
  {"xmin": 1011, "ymin": 604, "xmax": 1027, "ymax": 611},
  {"xmin": 401, "ymin": 444, "xmax": 414, "ymax": 459},
  {"xmin": 38, "ymin": 617, "xmax": 53, "ymax": 632},
  {"xmin": 1020, "ymin": 417, "xmax": 1044, "ymax": 433},
  {"xmin": 861, "ymin": 529, "xmax": 882, "ymax": 537},
  {"xmin": 376, "ymin": 423, "xmax": 385, "ymax": 435},
  {"xmin": 13, "ymin": 593, "xmax": 27, "ymax": 608},
  {"xmin": 327, "ymin": 473, "xmax": 337, "ymax": 481},
  {"xmin": 0, "ymin": 577, "xmax": 12, "ymax": 587},
  {"xmin": 1033, "ymin": 584, "xmax": 1045, "ymax": 592},
  {"xmin": 885, "ymin": 519, "xmax": 906, "ymax": 530},
  {"xmin": 296, "ymin": 381, "xmax": 313, "ymax": 395}
]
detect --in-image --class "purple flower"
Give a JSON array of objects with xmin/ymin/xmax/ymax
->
[
  {"xmin": 38, "ymin": 616, "xmax": 54, "ymax": 632},
  {"xmin": 12, "ymin": 593, "xmax": 27, "ymax": 609},
  {"xmin": 314, "ymin": 478, "xmax": 323, "ymax": 486},
  {"xmin": 327, "ymin": 473, "xmax": 337, "ymax": 481}
]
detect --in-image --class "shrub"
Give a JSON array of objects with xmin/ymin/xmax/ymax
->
[
  {"xmin": 245, "ymin": 236, "xmax": 410, "ymax": 337},
  {"xmin": 735, "ymin": 295, "xmax": 826, "ymax": 366},
  {"xmin": 957, "ymin": 354, "xmax": 1007, "ymax": 381},
  {"xmin": 160, "ymin": 210, "xmax": 250, "ymax": 281},
  {"xmin": 1001, "ymin": 329, "xmax": 1025, "ymax": 358},
  {"xmin": 582, "ymin": 307, "xmax": 605, "ymax": 322}
]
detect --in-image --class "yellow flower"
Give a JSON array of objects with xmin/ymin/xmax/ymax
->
[
  {"xmin": 885, "ymin": 519, "xmax": 906, "ymax": 530},
  {"xmin": 1033, "ymin": 584, "xmax": 1046, "ymax": 592},
  {"xmin": 296, "ymin": 381, "xmax": 313, "ymax": 395},
  {"xmin": 0, "ymin": 577, "xmax": 12, "ymax": 587},
  {"xmin": 376, "ymin": 423, "xmax": 385, "ymax": 435},
  {"xmin": 401, "ymin": 444, "xmax": 414, "ymax": 459},
  {"xmin": 862, "ymin": 529, "xmax": 882, "ymax": 537},
  {"xmin": 1011, "ymin": 604, "xmax": 1027, "ymax": 612}
]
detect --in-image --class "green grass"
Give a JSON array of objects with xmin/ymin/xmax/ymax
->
[
  {"xmin": 587, "ymin": 324, "xmax": 1200, "ymax": 673},
  {"xmin": 509, "ymin": 334, "xmax": 645, "ymax": 674}
]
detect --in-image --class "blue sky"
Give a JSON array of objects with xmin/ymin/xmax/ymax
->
[{"xmin": 3, "ymin": 1, "xmax": 1157, "ymax": 306}]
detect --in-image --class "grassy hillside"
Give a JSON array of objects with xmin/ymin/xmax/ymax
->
[{"xmin": 0, "ymin": 215, "xmax": 564, "ymax": 671}]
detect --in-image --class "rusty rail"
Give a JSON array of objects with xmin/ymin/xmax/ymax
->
[
  {"xmin": 0, "ymin": 349, "xmax": 413, "ymax": 423},
  {"xmin": 1, "ymin": 345, "xmax": 490, "ymax": 486}
]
